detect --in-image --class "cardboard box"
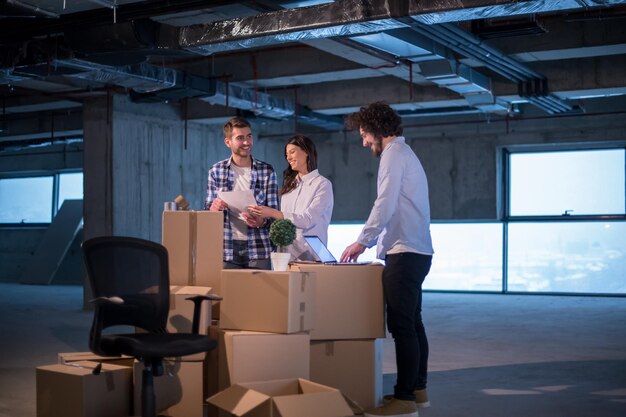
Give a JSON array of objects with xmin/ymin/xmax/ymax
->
[
  {"xmin": 310, "ymin": 339, "xmax": 383, "ymax": 410},
  {"xmin": 219, "ymin": 270, "xmax": 315, "ymax": 334},
  {"xmin": 168, "ymin": 285, "xmax": 214, "ymax": 335},
  {"xmin": 207, "ymin": 378, "xmax": 359, "ymax": 417},
  {"xmin": 58, "ymin": 351, "xmax": 134, "ymax": 367},
  {"xmin": 162, "ymin": 211, "xmax": 223, "ymax": 290},
  {"xmin": 205, "ymin": 325, "xmax": 221, "ymax": 417},
  {"xmin": 218, "ymin": 330, "xmax": 310, "ymax": 390},
  {"xmin": 290, "ymin": 263, "xmax": 385, "ymax": 340},
  {"xmin": 37, "ymin": 361, "xmax": 132, "ymax": 417},
  {"xmin": 133, "ymin": 358, "xmax": 204, "ymax": 417}
]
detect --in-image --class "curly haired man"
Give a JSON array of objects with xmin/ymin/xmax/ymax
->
[{"xmin": 341, "ymin": 102, "xmax": 434, "ymax": 417}]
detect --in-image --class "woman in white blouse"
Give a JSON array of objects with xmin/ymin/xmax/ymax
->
[{"xmin": 248, "ymin": 134, "xmax": 334, "ymax": 261}]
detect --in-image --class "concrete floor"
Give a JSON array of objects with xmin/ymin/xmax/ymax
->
[{"xmin": 1, "ymin": 283, "xmax": 625, "ymax": 417}]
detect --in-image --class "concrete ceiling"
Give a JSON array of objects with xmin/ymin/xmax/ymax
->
[{"xmin": 1, "ymin": 0, "xmax": 626, "ymax": 142}]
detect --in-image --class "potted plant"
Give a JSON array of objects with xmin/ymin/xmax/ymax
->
[{"xmin": 268, "ymin": 219, "xmax": 296, "ymax": 271}]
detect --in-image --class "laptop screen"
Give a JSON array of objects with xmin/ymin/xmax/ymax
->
[{"xmin": 303, "ymin": 235, "xmax": 337, "ymax": 263}]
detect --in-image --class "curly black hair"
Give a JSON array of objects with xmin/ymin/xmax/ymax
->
[{"xmin": 344, "ymin": 101, "xmax": 403, "ymax": 138}]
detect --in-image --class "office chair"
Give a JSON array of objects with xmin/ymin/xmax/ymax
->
[{"xmin": 82, "ymin": 236, "xmax": 220, "ymax": 417}]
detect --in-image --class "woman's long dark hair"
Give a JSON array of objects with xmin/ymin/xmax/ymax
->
[{"xmin": 280, "ymin": 134, "xmax": 318, "ymax": 196}]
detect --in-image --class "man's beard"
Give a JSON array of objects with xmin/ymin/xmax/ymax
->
[{"xmin": 370, "ymin": 138, "xmax": 383, "ymax": 157}]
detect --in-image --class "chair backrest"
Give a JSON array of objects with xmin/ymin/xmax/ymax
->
[{"xmin": 82, "ymin": 236, "xmax": 170, "ymax": 334}]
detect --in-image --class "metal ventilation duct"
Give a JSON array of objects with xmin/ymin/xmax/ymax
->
[
  {"xmin": 179, "ymin": 0, "xmax": 626, "ymax": 55},
  {"xmin": 420, "ymin": 59, "xmax": 508, "ymax": 113},
  {"xmin": 199, "ymin": 81, "xmax": 295, "ymax": 119},
  {"xmin": 54, "ymin": 59, "xmax": 177, "ymax": 93},
  {"xmin": 0, "ymin": 68, "xmax": 27, "ymax": 84},
  {"xmin": 180, "ymin": 0, "xmax": 407, "ymax": 55},
  {"xmin": 408, "ymin": 22, "xmax": 574, "ymax": 114}
]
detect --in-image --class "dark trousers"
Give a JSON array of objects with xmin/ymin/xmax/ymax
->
[
  {"xmin": 383, "ymin": 252, "xmax": 432, "ymax": 401},
  {"xmin": 223, "ymin": 239, "xmax": 271, "ymax": 270}
]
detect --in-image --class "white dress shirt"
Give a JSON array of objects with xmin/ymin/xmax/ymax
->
[
  {"xmin": 357, "ymin": 137, "xmax": 434, "ymax": 259},
  {"xmin": 281, "ymin": 169, "xmax": 334, "ymax": 260}
]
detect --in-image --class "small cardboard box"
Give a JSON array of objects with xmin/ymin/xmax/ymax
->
[
  {"xmin": 219, "ymin": 270, "xmax": 315, "ymax": 334},
  {"xmin": 162, "ymin": 211, "xmax": 223, "ymax": 290},
  {"xmin": 310, "ymin": 339, "xmax": 383, "ymax": 410},
  {"xmin": 133, "ymin": 358, "xmax": 204, "ymax": 417},
  {"xmin": 218, "ymin": 330, "xmax": 310, "ymax": 390},
  {"xmin": 58, "ymin": 351, "xmax": 134, "ymax": 367},
  {"xmin": 290, "ymin": 263, "xmax": 385, "ymax": 340},
  {"xmin": 37, "ymin": 361, "xmax": 132, "ymax": 417},
  {"xmin": 207, "ymin": 378, "xmax": 359, "ymax": 417}
]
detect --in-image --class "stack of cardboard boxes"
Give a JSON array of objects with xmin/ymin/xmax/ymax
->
[
  {"xmin": 36, "ymin": 210, "xmax": 385, "ymax": 417},
  {"xmin": 291, "ymin": 263, "xmax": 386, "ymax": 410}
]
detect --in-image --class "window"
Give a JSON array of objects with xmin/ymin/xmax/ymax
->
[
  {"xmin": 326, "ymin": 146, "xmax": 626, "ymax": 296},
  {"xmin": 508, "ymin": 222, "xmax": 626, "ymax": 294},
  {"xmin": 58, "ymin": 172, "xmax": 84, "ymax": 210},
  {"xmin": 327, "ymin": 223, "xmax": 378, "ymax": 262},
  {"xmin": 0, "ymin": 172, "xmax": 83, "ymax": 225},
  {"xmin": 509, "ymin": 149, "xmax": 625, "ymax": 216},
  {"xmin": 0, "ymin": 176, "xmax": 53, "ymax": 223},
  {"xmin": 506, "ymin": 147, "xmax": 625, "ymax": 295},
  {"xmin": 425, "ymin": 223, "xmax": 502, "ymax": 291}
]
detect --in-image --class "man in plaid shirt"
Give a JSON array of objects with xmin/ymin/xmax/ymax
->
[{"xmin": 205, "ymin": 117, "xmax": 278, "ymax": 269}]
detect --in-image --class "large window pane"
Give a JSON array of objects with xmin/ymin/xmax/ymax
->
[
  {"xmin": 508, "ymin": 222, "xmax": 626, "ymax": 294},
  {"xmin": 58, "ymin": 172, "xmax": 84, "ymax": 209},
  {"xmin": 0, "ymin": 177, "xmax": 53, "ymax": 223},
  {"xmin": 510, "ymin": 149, "xmax": 625, "ymax": 216},
  {"xmin": 327, "ymin": 223, "xmax": 379, "ymax": 262},
  {"xmin": 425, "ymin": 223, "xmax": 503, "ymax": 291}
]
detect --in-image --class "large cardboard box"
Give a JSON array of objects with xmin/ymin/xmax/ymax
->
[
  {"xmin": 133, "ymin": 358, "xmax": 204, "ymax": 417},
  {"xmin": 162, "ymin": 211, "xmax": 223, "ymax": 290},
  {"xmin": 219, "ymin": 270, "xmax": 315, "ymax": 334},
  {"xmin": 310, "ymin": 339, "xmax": 383, "ymax": 410},
  {"xmin": 37, "ymin": 361, "xmax": 132, "ymax": 417},
  {"xmin": 207, "ymin": 378, "xmax": 359, "ymax": 417},
  {"xmin": 57, "ymin": 351, "xmax": 134, "ymax": 367},
  {"xmin": 218, "ymin": 330, "xmax": 310, "ymax": 390},
  {"xmin": 290, "ymin": 263, "xmax": 385, "ymax": 340}
]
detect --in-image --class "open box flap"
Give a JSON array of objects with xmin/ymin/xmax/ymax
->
[{"xmin": 207, "ymin": 384, "xmax": 270, "ymax": 416}]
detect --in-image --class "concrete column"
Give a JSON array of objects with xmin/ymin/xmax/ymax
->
[{"xmin": 82, "ymin": 95, "xmax": 113, "ymax": 306}]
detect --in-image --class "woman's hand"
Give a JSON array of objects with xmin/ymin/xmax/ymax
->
[{"xmin": 247, "ymin": 205, "xmax": 284, "ymax": 220}]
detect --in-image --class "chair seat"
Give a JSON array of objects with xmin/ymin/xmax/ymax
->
[{"xmin": 100, "ymin": 332, "xmax": 217, "ymax": 358}]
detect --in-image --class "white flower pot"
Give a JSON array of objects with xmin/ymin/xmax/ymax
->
[{"xmin": 270, "ymin": 252, "xmax": 291, "ymax": 271}]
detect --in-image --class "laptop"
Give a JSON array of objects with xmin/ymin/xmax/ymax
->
[{"xmin": 302, "ymin": 235, "xmax": 372, "ymax": 265}]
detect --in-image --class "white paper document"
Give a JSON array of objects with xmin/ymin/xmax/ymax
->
[{"xmin": 218, "ymin": 190, "xmax": 257, "ymax": 215}]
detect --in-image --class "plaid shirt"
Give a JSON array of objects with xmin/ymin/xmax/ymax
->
[{"xmin": 205, "ymin": 156, "xmax": 278, "ymax": 261}]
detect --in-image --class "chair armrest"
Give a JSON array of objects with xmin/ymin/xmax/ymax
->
[{"xmin": 184, "ymin": 294, "xmax": 223, "ymax": 334}]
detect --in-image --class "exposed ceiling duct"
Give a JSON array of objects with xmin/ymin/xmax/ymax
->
[
  {"xmin": 419, "ymin": 59, "xmax": 508, "ymax": 113},
  {"xmin": 198, "ymin": 82, "xmax": 295, "ymax": 119},
  {"xmin": 179, "ymin": 0, "xmax": 626, "ymax": 54},
  {"xmin": 54, "ymin": 59, "xmax": 177, "ymax": 93},
  {"xmin": 404, "ymin": 22, "xmax": 574, "ymax": 113},
  {"xmin": 177, "ymin": 0, "xmax": 615, "ymax": 114},
  {"xmin": 1, "ymin": 0, "xmax": 625, "ymax": 137}
]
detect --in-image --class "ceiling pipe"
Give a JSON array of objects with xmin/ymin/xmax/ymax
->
[{"xmin": 5, "ymin": 0, "xmax": 59, "ymax": 19}]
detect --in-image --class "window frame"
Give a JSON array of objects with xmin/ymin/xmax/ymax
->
[
  {"xmin": 0, "ymin": 170, "xmax": 83, "ymax": 227},
  {"xmin": 501, "ymin": 142, "xmax": 626, "ymax": 296}
]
